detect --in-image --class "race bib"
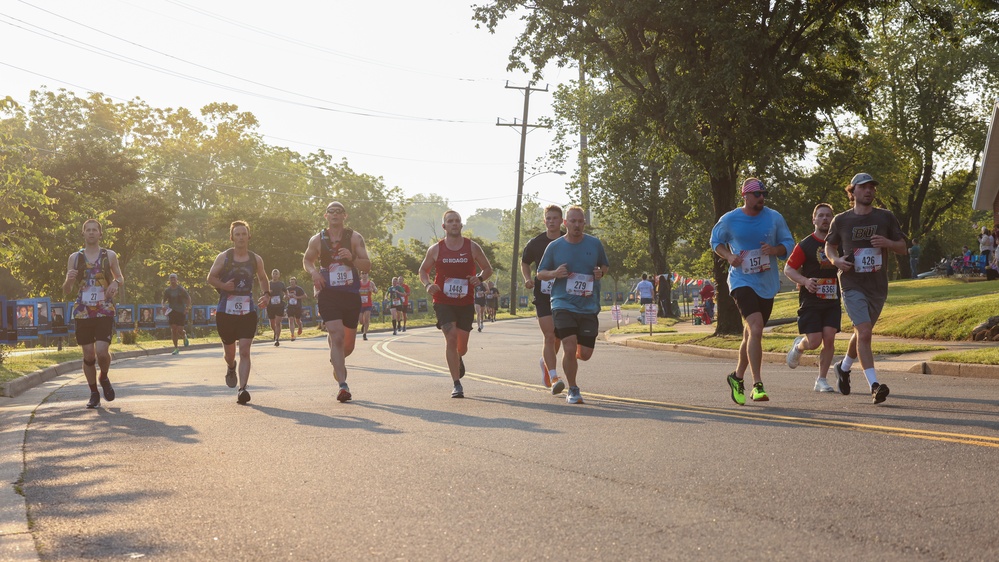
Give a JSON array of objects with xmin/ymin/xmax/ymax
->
[
  {"xmin": 360, "ymin": 294, "xmax": 370, "ymax": 306},
  {"xmin": 327, "ymin": 265, "xmax": 354, "ymax": 287},
  {"xmin": 288, "ymin": 297, "xmax": 298, "ymax": 306},
  {"xmin": 82, "ymin": 285, "xmax": 105, "ymax": 306},
  {"xmin": 739, "ymin": 249, "xmax": 771, "ymax": 275},
  {"xmin": 225, "ymin": 295, "xmax": 252, "ymax": 315},
  {"xmin": 853, "ymin": 248, "xmax": 882, "ymax": 273},
  {"xmin": 270, "ymin": 296, "xmax": 281, "ymax": 305},
  {"xmin": 540, "ymin": 278, "xmax": 554, "ymax": 295},
  {"xmin": 815, "ymin": 278, "xmax": 838, "ymax": 300},
  {"xmin": 443, "ymin": 278, "xmax": 469, "ymax": 299},
  {"xmin": 566, "ymin": 272, "xmax": 594, "ymax": 297}
]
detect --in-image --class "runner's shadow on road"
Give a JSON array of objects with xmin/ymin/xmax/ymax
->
[
  {"xmin": 472, "ymin": 395, "xmax": 712, "ymax": 425},
  {"xmin": 355, "ymin": 401, "xmax": 560, "ymax": 434},
  {"xmin": 95, "ymin": 407, "xmax": 200, "ymax": 444},
  {"xmin": 249, "ymin": 404, "xmax": 402, "ymax": 434}
]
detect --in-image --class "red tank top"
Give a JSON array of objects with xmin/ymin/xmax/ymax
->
[{"xmin": 433, "ymin": 238, "xmax": 476, "ymax": 305}]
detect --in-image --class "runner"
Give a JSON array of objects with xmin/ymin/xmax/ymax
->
[
  {"xmin": 388, "ymin": 277, "xmax": 404, "ymax": 335},
  {"xmin": 162, "ymin": 273, "xmax": 192, "ymax": 355},
  {"xmin": 206, "ymin": 220, "xmax": 270, "ymax": 405},
  {"xmin": 783, "ymin": 203, "xmax": 841, "ymax": 392},
  {"xmin": 358, "ymin": 271, "xmax": 377, "ymax": 341},
  {"xmin": 303, "ymin": 201, "xmax": 371, "ymax": 402},
  {"xmin": 267, "ymin": 269, "xmax": 287, "ymax": 346},
  {"xmin": 485, "ymin": 281, "xmax": 499, "ymax": 322},
  {"xmin": 536, "ymin": 205, "xmax": 610, "ymax": 405},
  {"xmin": 285, "ymin": 277, "xmax": 307, "ymax": 342},
  {"xmin": 710, "ymin": 178, "xmax": 795, "ymax": 405},
  {"xmin": 521, "ymin": 203, "xmax": 566, "ymax": 393},
  {"xmin": 418, "ymin": 210, "xmax": 494, "ymax": 398},
  {"xmin": 633, "ymin": 273, "xmax": 655, "ymax": 324},
  {"xmin": 825, "ymin": 173, "xmax": 908, "ymax": 404},
  {"xmin": 473, "ymin": 278, "xmax": 487, "ymax": 332},
  {"xmin": 61, "ymin": 219, "xmax": 125, "ymax": 409},
  {"xmin": 399, "ymin": 275, "xmax": 412, "ymax": 332}
]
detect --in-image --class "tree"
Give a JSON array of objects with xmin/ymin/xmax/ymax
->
[
  {"xmin": 475, "ymin": 0, "xmax": 877, "ymax": 333},
  {"xmin": 143, "ymin": 237, "xmax": 223, "ymax": 305}
]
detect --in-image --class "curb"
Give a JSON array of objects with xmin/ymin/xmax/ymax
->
[{"xmin": 611, "ymin": 337, "xmax": 999, "ymax": 379}]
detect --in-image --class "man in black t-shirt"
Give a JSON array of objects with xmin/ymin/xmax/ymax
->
[
  {"xmin": 162, "ymin": 273, "xmax": 192, "ymax": 355},
  {"xmin": 520, "ymin": 204, "xmax": 567, "ymax": 395},
  {"xmin": 285, "ymin": 277, "xmax": 307, "ymax": 341},
  {"xmin": 783, "ymin": 204, "xmax": 840, "ymax": 393},
  {"xmin": 267, "ymin": 269, "xmax": 287, "ymax": 346}
]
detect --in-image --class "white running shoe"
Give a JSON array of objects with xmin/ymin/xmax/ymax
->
[
  {"xmin": 814, "ymin": 378, "xmax": 835, "ymax": 392},
  {"xmin": 786, "ymin": 336, "xmax": 804, "ymax": 369}
]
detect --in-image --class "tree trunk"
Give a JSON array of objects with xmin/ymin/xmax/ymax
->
[{"xmin": 709, "ymin": 172, "xmax": 742, "ymax": 335}]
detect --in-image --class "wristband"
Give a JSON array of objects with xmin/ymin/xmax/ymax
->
[
  {"xmin": 425, "ymin": 282, "xmax": 433, "ymax": 291},
  {"xmin": 477, "ymin": 275, "xmax": 484, "ymax": 284}
]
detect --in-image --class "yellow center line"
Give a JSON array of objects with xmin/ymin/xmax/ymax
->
[{"xmin": 372, "ymin": 338, "xmax": 999, "ymax": 448}]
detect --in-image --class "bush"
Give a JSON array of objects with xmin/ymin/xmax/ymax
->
[{"xmin": 121, "ymin": 331, "xmax": 138, "ymax": 345}]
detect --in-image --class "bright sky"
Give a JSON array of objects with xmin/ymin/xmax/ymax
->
[{"xmin": 0, "ymin": 0, "xmax": 578, "ymax": 220}]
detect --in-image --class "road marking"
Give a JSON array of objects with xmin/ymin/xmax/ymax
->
[{"xmin": 373, "ymin": 338, "xmax": 999, "ymax": 449}]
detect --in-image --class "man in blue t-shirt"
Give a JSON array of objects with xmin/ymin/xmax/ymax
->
[
  {"xmin": 537, "ymin": 205, "xmax": 610, "ymax": 405},
  {"xmin": 710, "ymin": 177, "xmax": 795, "ymax": 406}
]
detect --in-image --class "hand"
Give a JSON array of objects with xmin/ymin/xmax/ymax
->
[
  {"xmin": 760, "ymin": 242, "xmax": 777, "ymax": 256},
  {"xmin": 833, "ymin": 257, "xmax": 854, "ymax": 273},
  {"xmin": 524, "ymin": 279, "xmax": 535, "ymax": 289},
  {"xmin": 870, "ymin": 235, "xmax": 890, "ymax": 248},
  {"xmin": 426, "ymin": 283, "xmax": 439, "ymax": 295},
  {"xmin": 106, "ymin": 280, "xmax": 118, "ymax": 299},
  {"xmin": 804, "ymin": 278, "xmax": 818, "ymax": 293},
  {"xmin": 554, "ymin": 264, "xmax": 570, "ymax": 279},
  {"xmin": 257, "ymin": 294, "xmax": 269, "ymax": 307},
  {"xmin": 310, "ymin": 270, "xmax": 325, "ymax": 290},
  {"xmin": 727, "ymin": 253, "xmax": 744, "ymax": 267},
  {"xmin": 337, "ymin": 248, "xmax": 352, "ymax": 261},
  {"xmin": 66, "ymin": 269, "xmax": 78, "ymax": 282},
  {"xmin": 220, "ymin": 280, "xmax": 236, "ymax": 292},
  {"xmin": 593, "ymin": 267, "xmax": 604, "ymax": 280}
]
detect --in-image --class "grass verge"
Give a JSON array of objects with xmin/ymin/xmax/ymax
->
[{"xmin": 637, "ymin": 333, "xmax": 943, "ymax": 356}]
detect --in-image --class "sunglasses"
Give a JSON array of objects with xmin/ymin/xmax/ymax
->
[
  {"xmin": 326, "ymin": 208, "xmax": 346, "ymax": 215},
  {"xmin": 747, "ymin": 191, "xmax": 769, "ymax": 198}
]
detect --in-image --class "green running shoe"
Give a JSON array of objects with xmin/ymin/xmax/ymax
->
[
  {"xmin": 751, "ymin": 382, "xmax": 769, "ymax": 402},
  {"xmin": 726, "ymin": 373, "xmax": 745, "ymax": 405}
]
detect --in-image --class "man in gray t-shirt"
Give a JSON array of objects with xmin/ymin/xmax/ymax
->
[{"xmin": 824, "ymin": 173, "xmax": 907, "ymax": 404}]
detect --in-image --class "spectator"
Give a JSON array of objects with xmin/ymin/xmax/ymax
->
[
  {"xmin": 909, "ymin": 238, "xmax": 920, "ymax": 279},
  {"xmin": 979, "ymin": 227, "xmax": 994, "ymax": 268},
  {"xmin": 699, "ymin": 281, "xmax": 715, "ymax": 321}
]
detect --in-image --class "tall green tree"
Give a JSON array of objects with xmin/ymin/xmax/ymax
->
[{"xmin": 476, "ymin": 0, "xmax": 877, "ymax": 333}]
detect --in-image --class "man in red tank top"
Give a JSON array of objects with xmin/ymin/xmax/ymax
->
[{"xmin": 418, "ymin": 210, "xmax": 494, "ymax": 398}]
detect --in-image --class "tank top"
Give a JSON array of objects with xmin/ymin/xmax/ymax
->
[
  {"xmin": 359, "ymin": 280, "xmax": 372, "ymax": 306},
  {"xmin": 318, "ymin": 228, "xmax": 360, "ymax": 294},
  {"xmin": 432, "ymin": 238, "xmax": 476, "ymax": 306},
  {"xmin": 216, "ymin": 249, "xmax": 258, "ymax": 316},
  {"xmin": 72, "ymin": 248, "xmax": 116, "ymax": 320}
]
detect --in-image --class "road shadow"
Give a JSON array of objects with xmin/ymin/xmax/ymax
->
[
  {"xmin": 355, "ymin": 400, "xmax": 561, "ymax": 434},
  {"xmin": 249, "ymin": 404, "xmax": 402, "ymax": 434}
]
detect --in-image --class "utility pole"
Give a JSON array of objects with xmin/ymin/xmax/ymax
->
[{"xmin": 497, "ymin": 81, "xmax": 549, "ymax": 315}]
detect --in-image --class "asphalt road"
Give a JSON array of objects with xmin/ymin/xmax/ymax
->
[{"xmin": 13, "ymin": 315, "xmax": 999, "ymax": 560}]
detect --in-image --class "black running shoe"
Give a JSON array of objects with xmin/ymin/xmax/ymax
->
[
  {"xmin": 225, "ymin": 364, "xmax": 237, "ymax": 388},
  {"xmin": 362, "ymin": 334, "xmax": 368, "ymax": 341},
  {"xmin": 237, "ymin": 387, "xmax": 251, "ymax": 405},
  {"xmin": 99, "ymin": 376, "xmax": 115, "ymax": 402},
  {"xmin": 86, "ymin": 391, "xmax": 100, "ymax": 409},
  {"xmin": 872, "ymin": 383, "xmax": 890, "ymax": 404},
  {"xmin": 274, "ymin": 340, "xmax": 280, "ymax": 347},
  {"xmin": 834, "ymin": 360, "xmax": 851, "ymax": 395},
  {"xmin": 459, "ymin": 357, "xmax": 465, "ymax": 379}
]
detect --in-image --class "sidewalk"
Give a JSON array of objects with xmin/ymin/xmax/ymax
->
[{"xmin": 601, "ymin": 314, "xmax": 999, "ymax": 379}]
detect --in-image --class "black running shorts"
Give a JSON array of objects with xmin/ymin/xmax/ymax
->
[
  {"xmin": 74, "ymin": 316, "xmax": 114, "ymax": 346},
  {"xmin": 318, "ymin": 290, "xmax": 361, "ymax": 330},
  {"xmin": 730, "ymin": 286, "xmax": 774, "ymax": 325},
  {"xmin": 216, "ymin": 311, "xmax": 259, "ymax": 345},
  {"xmin": 434, "ymin": 303, "xmax": 474, "ymax": 332},
  {"xmin": 552, "ymin": 309, "xmax": 598, "ymax": 348}
]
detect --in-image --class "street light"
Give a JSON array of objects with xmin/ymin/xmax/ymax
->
[{"xmin": 509, "ymin": 170, "xmax": 567, "ymax": 315}]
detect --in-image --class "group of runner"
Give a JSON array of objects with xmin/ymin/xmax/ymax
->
[
  {"xmin": 63, "ymin": 201, "xmax": 612, "ymax": 407},
  {"xmin": 712, "ymin": 172, "xmax": 908, "ymax": 405}
]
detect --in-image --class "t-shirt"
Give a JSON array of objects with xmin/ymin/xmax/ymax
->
[
  {"xmin": 825, "ymin": 207, "xmax": 904, "ymax": 301},
  {"xmin": 522, "ymin": 231, "xmax": 561, "ymax": 300},
  {"xmin": 163, "ymin": 285, "xmax": 190, "ymax": 311},
  {"xmin": 634, "ymin": 280, "xmax": 654, "ymax": 299},
  {"xmin": 286, "ymin": 285, "xmax": 306, "ymax": 308},
  {"xmin": 268, "ymin": 280, "xmax": 287, "ymax": 305},
  {"xmin": 709, "ymin": 207, "xmax": 795, "ymax": 300},
  {"xmin": 537, "ymin": 234, "xmax": 610, "ymax": 314},
  {"xmin": 786, "ymin": 233, "xmax": 840, "ymax": 309}
]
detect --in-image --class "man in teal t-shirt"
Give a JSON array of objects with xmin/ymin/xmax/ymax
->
[{"xmin": 537, "ymin": 205, "xmax": 610, "ymax": 405}]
